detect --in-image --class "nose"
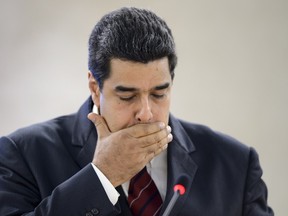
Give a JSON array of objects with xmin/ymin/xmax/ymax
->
[{"xmin": 135, "ymin": 97, "xmax": 153, "ymax": 123}]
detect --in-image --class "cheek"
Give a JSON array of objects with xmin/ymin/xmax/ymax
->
[
  {"xmin": 152, "ymin": 99, "xmax": 171, "ymax": 124},
  {"xmin": 100, "ymin": 100, "xmax": 132, "ymax": 132}
]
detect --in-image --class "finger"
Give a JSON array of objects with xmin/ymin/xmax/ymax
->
[
  {"xmin": 126, "ymin": 122, "xmax": 166, "ymax": 138},
  {"xmin": 138, "ymin": 126, "xmax": 172, "ymax": 148},
  {"xmin": 87, "ymin": 112, "xmax": 111, "ymax": 138},
  {"xmin": 160, "ymin": 133, "xmax": 173, "ymax": 150},
  {"xmin": 145, "ymin": 137, "xmax": 171, "ymax": 162},
  {"xmin": 144, "ymin": 133, "xmax": 173, "ymax": 155}
]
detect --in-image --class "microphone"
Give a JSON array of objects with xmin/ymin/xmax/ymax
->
[{"xmin": 162, "ymin": 174, "xmax": 189, "ymax": 216}]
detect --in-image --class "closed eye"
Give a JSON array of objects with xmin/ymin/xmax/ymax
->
[
  {"xmin": 152, "ymin": 94, "xmax": 165, "ymax": 99},
  {"xmin": 119, "ymin": 95, "xmax": 136, "ymax": 101}
]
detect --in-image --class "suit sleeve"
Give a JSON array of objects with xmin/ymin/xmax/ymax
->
[
  {"xmin": 243, "ymin": 147, "xmax": 274, "ymax": 216},
  {"xmin": 0, "ymin": 136, "xmax": 121, "ymax": 216}
]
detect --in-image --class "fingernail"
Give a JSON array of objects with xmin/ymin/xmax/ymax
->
[
  {"xmin": 168, "ymin": 133, "xmax": 173, "ymax": 142},
  {"xmin": 167, "ymin": 126, "xmax": 171, "ymax": 133}
]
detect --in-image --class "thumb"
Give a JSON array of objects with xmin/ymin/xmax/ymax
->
[{"xmin": 87, "ymin": 112, "xmax": 110, "ymax": 138}]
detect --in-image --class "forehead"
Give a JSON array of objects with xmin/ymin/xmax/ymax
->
[{"xmin": 105, "ymin": 57, "xmax": 171, "ymax": 89}]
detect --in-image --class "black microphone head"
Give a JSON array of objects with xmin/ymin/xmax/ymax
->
[{"xmin": 173, "ymin": 174, "xmax": 189, "ymax": 195}]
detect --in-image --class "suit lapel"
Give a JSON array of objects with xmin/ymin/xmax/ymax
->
[
  {"xmin": 70, "ymin": 97, "xmax": 97, "ymax": 168},
  {"xmin": 75, "ymin": 131, "xmax": 97, "ymax": 168},
  {"xmin": 116, "ymin": 186, "xmax": 133, "ymax": 216},
  {"xmin": 160, "ymin": 115, "xmax": 198, "ymax": 215}
]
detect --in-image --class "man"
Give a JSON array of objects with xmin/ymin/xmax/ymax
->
[{"xmin": 0, "ymin": 7, "xmax": 273, "ymax": 216}]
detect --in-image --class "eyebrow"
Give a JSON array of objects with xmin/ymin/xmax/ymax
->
[
  {"xmin": 115, "ymin": 82, "xmax": 170, "ymax": 92},
  {"xmin": 154, "ymin": 82, "xmax": 170, "ymax": 90}
]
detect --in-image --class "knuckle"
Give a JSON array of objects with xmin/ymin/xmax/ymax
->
[
  {"xmin": 142, "ymin": 125, "xmax": 150, "ymax": 134},
  {"xmin": 118, "ymin": 131, "xmax": 133, "ymax": 140},
  {"xmin": 131, "ymin": 124, "xmax": 147, "ymax": 136},
  {"xmin": 94, "ymin": 119, "xmax": 103, "ymax": 127},
  {"xmin": 153, "ymin": 134, "xmax": 161, "ymax": 143}
]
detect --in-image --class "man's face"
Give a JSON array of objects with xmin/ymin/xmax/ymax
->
[{"xmin": 89, "ymin": 57, "xmax": 172, "ymax": 132}]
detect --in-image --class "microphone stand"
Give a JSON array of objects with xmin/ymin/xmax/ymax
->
[{"xmin": 162, "ymin": 189, "xmax": 180, "ymax": 216}]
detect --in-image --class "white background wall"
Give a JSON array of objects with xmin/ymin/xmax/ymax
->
[{"xmin": 0, "ymin": 0, "xmax": 287, "ymax": 214}]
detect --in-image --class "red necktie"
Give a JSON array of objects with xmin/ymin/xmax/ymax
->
[{"xmin": 128, "ymin": 167, "xmax": 163, "ymax": 216}]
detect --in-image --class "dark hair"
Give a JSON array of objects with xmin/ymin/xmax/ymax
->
[{"xmin": 88, "ymin": 7, "xmax": 177, "ymax": 90}]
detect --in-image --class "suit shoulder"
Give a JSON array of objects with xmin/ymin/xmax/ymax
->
[
  {"xmin": 178, "ymin": 119, "xmax": 250, "ymax": 155},
  {"xmin": 2, "ymin": 114, "xmax": 76, "ymax": 149}
]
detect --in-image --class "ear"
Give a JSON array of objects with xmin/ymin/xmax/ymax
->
[{"xmin": 88, "ymin": 71, "xmax": 101, "ymax": 108}]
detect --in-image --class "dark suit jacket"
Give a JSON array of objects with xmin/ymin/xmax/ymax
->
[{"xmin": 0, "ymin": 98, "xmax": 273, "ymax": 215}]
